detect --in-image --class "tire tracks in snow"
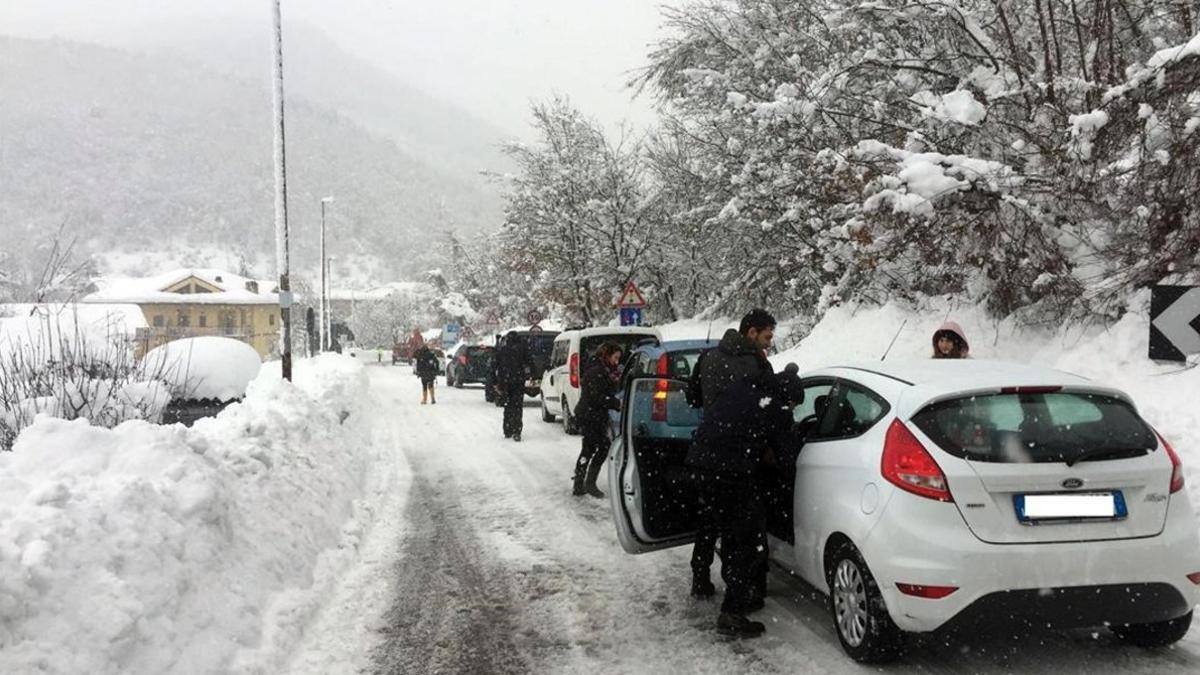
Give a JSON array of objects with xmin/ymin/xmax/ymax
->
[{"xmin": 370, "ymin": 467, "xmax": 529, "ymax": 675}]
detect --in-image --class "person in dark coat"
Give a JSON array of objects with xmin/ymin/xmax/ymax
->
[
  {"xmin": 414, "ymin": 343, "xmax": 441, "ymax": 405},
  {"xmin": 572, "ymin": 342, "xmax": 624, "ymax": 497},
  {"xmin": 685, "ymin": 308, "xmax": 779, "ymax": 638},
  {"xmin": 493, "ymin": 332, "xmax": 530, "ymax": 440}
]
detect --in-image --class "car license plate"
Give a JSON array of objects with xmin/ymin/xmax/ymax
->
[{"xmin": 1013, "ymin": 492, "xmax": 1127, "ymax": 523}]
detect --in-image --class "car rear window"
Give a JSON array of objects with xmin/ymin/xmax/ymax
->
[
  {"xmin": 465, "ymin": 347, "xmax": 494, "ymax": 360},
  {"xmin": 523, "ymin": 333, "xmax": 558, "ymax": 356},
  {"xmin": 911, "ymin": 390, "xmax": 1157, "ymax": 464},
  {"xmin": 580, "ymin": 334, "xmax": 658, "ymax": 366}
]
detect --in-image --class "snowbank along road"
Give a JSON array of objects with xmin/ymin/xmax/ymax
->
[{"xmin": 304, "ymin": 365, "xmax": 1200, "ymax": 674}]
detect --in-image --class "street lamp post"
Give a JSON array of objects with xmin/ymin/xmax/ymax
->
[
  {"xmin": 270, "ymin": 0, "xmax": 293, "ymax": 380},
  {"xmin": 319, "ymin": 196, "xmax": 333, "ymax": 351},
  {"xmin": 326, "ymin": 255, "xmax": 336, "ymax": 350}
]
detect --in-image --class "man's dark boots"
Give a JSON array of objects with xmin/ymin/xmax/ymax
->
[
  {"xmin": 583, "ymin": 459, "xmax": 605, "ymax": 498},
  {"xmin": 717, "ymin": 612, "xmax": 765, "ymax": 638}
]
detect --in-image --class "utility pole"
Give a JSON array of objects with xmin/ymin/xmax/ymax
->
[
  {"xmin": 326, "ymin": 256, "xmax": 336, "ymax": 349},
  {"xmin": 319, "ymin": 196, "xmax": 333, "ymax": 351},
  {"xmin": 271, "ymin": 0, "xmax": 293, "ymax": 380}
]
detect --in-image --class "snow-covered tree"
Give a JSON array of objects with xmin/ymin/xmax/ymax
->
[
  {"xmin": 640, "ymin": 0, "xmax": 1200, "ymax": 320},
  {"xmin": 498, "ymin": 98, "xmax": 657, "ymax": 324}
]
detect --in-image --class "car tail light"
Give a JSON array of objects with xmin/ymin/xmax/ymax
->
[
  {"xmin": 1155, "ymin": 431, "xmax": 1185, "ymax": 494},
  {"xmin": 1187, "ymin": 572, "xmax": 1200, "ymax": 585},
  {"xmin": 882, "ymin": 419, "xmax": 953, "ymax": 502},
  {"xmin": 650, "ymin": 355, "xmax": 671, "ymax": 421},
  {"xmin": 569, "ymin": 352, "xmax": 580, "ymax": 389},
  {"xmin": 896, "ymin": 583, "xmax": 958, "ymax": 599},
  {"xmin": 1000, "ymin": 386, "xmax": 1062, "ymax": 394},
  {"xmin": 458, "ymin": 354, "xmax": 467, "ymax": 365}
]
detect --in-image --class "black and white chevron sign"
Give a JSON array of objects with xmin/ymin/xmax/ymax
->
[{"xmin": 1150, "ymin": 285, "xmax": 1200, "ymax": 362}]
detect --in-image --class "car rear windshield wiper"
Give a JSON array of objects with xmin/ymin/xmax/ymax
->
[{"xmin": 1064, "ymin": 447, "xmax": 1147, "ymax": 467}]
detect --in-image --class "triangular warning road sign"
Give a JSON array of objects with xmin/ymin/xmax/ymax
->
[{"xmin": 616, "ymin": 281, "xmax": 647, "ymax": 308}]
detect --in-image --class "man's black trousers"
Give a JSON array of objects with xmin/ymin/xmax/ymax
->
[
  {"xmin": 693, "ymin": 471, "xmax": 766, "ymax": 615},
  {"xmin": 502, "ymin": 384, "xmax": 525, "ymax": 437}
]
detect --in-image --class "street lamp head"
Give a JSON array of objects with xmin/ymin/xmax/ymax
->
[{"xmin": 320, "ymin": 196, "xmax": 334, "ymax": 204}]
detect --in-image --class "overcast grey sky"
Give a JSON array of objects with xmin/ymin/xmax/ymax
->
[{"xmin": 0, "ymin": 0, "xmax": 675, "ymax": 136}]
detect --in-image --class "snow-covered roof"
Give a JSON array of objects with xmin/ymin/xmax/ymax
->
[{"xmin": 84, "ymin": 269, "xmax": 279, "ymax": 306}]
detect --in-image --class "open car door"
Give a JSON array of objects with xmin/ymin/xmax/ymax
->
[{"xmin": 609, "ymin": 376, "xmax": 702, "ymax": 553}]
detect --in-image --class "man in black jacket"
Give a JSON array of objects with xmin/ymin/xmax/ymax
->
[
  {"xmin": 572, "ymin": 343, "xmax": 623, "ymax": 497},
  {"xmin": 493, "ymin": 332, "xmax": 530, "ymax": 441},
  {"xmin": 686, "ymin": 308, "xmax": 779, "ymax": 638}
]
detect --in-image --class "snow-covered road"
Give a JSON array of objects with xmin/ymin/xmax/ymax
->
[{"xmin": 292, "ymin": 365, "xmax": 1200, "ymax": 674}]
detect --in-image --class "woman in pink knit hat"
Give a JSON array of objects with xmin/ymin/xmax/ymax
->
[{"xmin": 932, "ymin": 321, "xmax": 970, "ymax": 359}]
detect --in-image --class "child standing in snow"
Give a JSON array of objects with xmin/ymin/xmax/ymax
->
[{"xmin": 932, "ymin": 321, "xmax": 970, "ymax": 359}]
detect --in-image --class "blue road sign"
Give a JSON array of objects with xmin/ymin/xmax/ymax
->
[{"xmin": 619, "ymin": 307, "xmax": 642, "ymax": 326}]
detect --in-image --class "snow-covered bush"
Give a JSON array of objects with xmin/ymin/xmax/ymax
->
[{"xmin": 0, "ymin": 310, "xmax": 174, "ymax": 449}]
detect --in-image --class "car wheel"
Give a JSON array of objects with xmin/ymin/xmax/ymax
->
[
  {"xmin": 445, "ymin": 372, "xmax": 454, "ymax": 387},
  {"xmin": 454, "ymin": 376, "xmax": 464, "ymax": 389},
  {"xmin": 1112, "ymin": 611, "xmax": 1193, "ymax": 648},
  {"xmin": 541, "ymin": 396, "xmax": 555, "ymax": 423},
  {"xmin": 563, "ymin": 405, "xmax": 580, "ymax": 435},
  {"xmin": 828, "ymin": 541, "xmax": 903, "ymax": 664}
]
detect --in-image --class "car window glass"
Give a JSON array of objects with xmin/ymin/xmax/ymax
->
[
  {"xmin": 1044, "ymin": 393, "xmax": 1105, "ymax": 425},
  {"xmin": 912, "ymin": 391, "xmax": 1153, "ymax": 464},
  {"xmin": 813, "ymin": 382, "xmax": 890, "ymax": 439},
  {"xmin": 580, "ymin": 333, "xmax": 657, "ymax": 368},
  {"xmin": 793, "ymin": 382, "xmax": 835, "ymax": 423}
]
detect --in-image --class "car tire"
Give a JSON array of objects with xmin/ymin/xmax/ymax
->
[
  {"xmin": 563, "ymin": 404, "xmax": 580, "ymax": 435},
  {"xmin": 541, "ymin": 396, "xmax": 556, "ymax": 423},
  {"xmin": 1112, "ymin": 611, "xmax": 1193, "ymax": 648},
  {"xmin": 445, "ymin": 372, "xmax": 454, "ymax": 388},
  {"xmin": 454, "ymin": 376, "xmax": 465, "ymax": 389},
  {"xmin": 827, "ymin": 540, "xmax": 903, "ymax": 664}
]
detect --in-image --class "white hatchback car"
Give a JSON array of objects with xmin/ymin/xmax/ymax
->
[{"xmin": 609, "ymin": 360, "xmax": 1200, "ymax": 662}]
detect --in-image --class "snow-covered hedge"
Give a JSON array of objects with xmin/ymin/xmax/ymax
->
[{"xmin": 0, "ymin": 355, "xmax": 383, "ymax": 675}]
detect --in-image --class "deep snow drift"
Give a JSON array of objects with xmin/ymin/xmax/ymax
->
[{"xmin": 0, "ymin": 355, "xmax": 394, "ymax": 675}]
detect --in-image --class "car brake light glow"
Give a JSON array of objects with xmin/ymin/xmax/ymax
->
[
  {"xmin": 881, "ymin": 419, "xmax": 953, "ymax": 502},
  {"xmin": 1155, "ymin": 431, "xmax": 1185, "ymax": 494},
  {"xmin": 896, "ymin": 583, "xmax": 959, "ymax": 599},
  {"xmin": 569, "ymin": 352, "xmax": 580, "ymax": 389},
  {"xmin": 1187, "ymin": 572, "xmax": 1200, "ymax": 585},
  {"xmin": 999, "ymin": 386, "xmax": 1062, "ymax": 394},
  {"xmin": 457, "ymin": 354, "xmax": 467, "ymax": 365}
]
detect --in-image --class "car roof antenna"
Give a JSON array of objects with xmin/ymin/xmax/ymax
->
[{"xmin": 880, "ymin": 319, "xmax": 908, "ymax": 361}]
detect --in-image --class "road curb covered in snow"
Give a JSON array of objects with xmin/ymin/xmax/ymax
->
[{"xmin": 0, "ymin": 354, "xmax": 388, "ymax": 675}]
